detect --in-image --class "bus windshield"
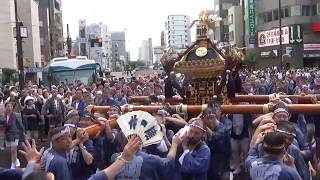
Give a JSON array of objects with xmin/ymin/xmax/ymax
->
[{"xmin": 51, "ymin": 69, "xmax": 95, "ymax": 85}]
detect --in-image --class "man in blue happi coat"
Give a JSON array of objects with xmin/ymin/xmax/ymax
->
[
  {"xmin": 246, "ymin": 131, "xmax": 302, "ymax": 180},
  {"xmin": 174, "ymin": 118, "xmax": 211, "ymax": 180}
]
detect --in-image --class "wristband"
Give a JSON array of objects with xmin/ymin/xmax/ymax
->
[{"xmin": 117, "ymin": 153, "xmax": 130, "ymax": 163}]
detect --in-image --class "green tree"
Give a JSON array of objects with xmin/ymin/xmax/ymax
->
[
  {"xmin": 1, "ymin": 68, "xmax": 18, "ymax": 84},
  {"xmin": 128, "ymin": 60, "xmax": 145, "ymax": 69},
  {"xmin": 244, "ymin": 52, "xmax": 258, "ymax": 69}
]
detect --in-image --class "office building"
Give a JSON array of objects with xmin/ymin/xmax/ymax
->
[
  {"xmin": 111, "ymin": 31, "xmax": 127, "ymax": 71},
  {"xmin": 165, "ymin": 15, "xmax": 191, "ymax": 52},
  {"xmin": 251, "ymin": 0, "xmax": 320, "ymax": 67},
  {"xmin": 139, "ymin": 38, "xmax": 153, "ymax": 67},
  {"xmin": 38, "ymin": 0, "xmax": 64, "ymax": 62}
]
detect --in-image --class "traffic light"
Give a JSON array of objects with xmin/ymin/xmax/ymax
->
[{"xmin": 97, "ymin": 37, "xmax": 103, "ymax": 47}]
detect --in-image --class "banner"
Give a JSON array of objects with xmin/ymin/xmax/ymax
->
[
  {"xmin": 258, "ymin": 27, "xmax": 289, "ymax": 47},
  {"xmin": 248, "ymin": 0, "xmax": 256, "ymax": 38},
  {"xmin": 24, "ymin": 67, "xmax": 44, "ymax": 73}
]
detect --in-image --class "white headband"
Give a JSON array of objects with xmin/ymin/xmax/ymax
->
[
  {"xmin": 64, "ymin": 124, "xmax": 76, "ymax": 128},
  {"xmin": 190, "ymin": 124, "xmax": 206, "ymax": 132},
  {"xmin": 51, "ymin": 127, "xmax": 70, "ymax": 141},
  {"xmin": 273, "ymin": 108, "xmax": 289, "ymax": 117},
  {"xmin": 276, "ymin": 129, "xmax": 296, "ymax": 138}
]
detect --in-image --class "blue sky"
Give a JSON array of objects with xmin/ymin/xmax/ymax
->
[{"xmin": 62, "ymin": 0, "xmax": 214, "ymax": 60}]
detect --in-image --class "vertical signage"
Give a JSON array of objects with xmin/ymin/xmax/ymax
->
[
  {"xmin": 289, "ymin": 25, "xmax": 303, "ymax": 44},
  {"xmin": 248, "ymin": 0, "xmax": 256, "ymax": 37}
]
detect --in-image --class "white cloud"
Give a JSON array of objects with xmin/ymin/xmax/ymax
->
[{"xmin": 62, "ymin": 0, "xmax": 213, "ymax": 60}]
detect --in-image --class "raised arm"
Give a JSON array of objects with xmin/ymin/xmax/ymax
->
[{"xmin": 88, "ymin": 137, "xmax": 142, "ymax": 180}]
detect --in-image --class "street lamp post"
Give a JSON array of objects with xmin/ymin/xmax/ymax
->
[
  {"xmin": 14, "ymin": 0, "xmax": 24, "ymax": 90},
  {"xmin": 279, "ymin": 0, "xmax": 283, "ymax": 69}
]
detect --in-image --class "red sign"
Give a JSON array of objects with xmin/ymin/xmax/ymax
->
[{"xmin": 311, "ymin": 23, "xmax": 320, "ymax": 32}]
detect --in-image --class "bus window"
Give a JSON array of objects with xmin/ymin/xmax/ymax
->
[
  {"xmin": 52, "ymin": 71, "xmax": 74, "ymax": 84},
  {"xmin": 74, "ymin": 69, "xmax": 95, "ymax": 85}
]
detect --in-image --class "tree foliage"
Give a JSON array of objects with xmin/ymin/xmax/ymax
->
[
  {"xmin": 1, "ymin": 68, "xmax": 18, "ymax": 84},
  {"xmin": 244, "ymin": 52, "xmax": 259, "ymax": 69},
  {"xmin": 128, "ymin": 60, "xmax": 146, "ymax": 69}
]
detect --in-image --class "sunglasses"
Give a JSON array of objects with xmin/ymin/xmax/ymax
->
[{"xmin": 276, "ymin": 129, "xmax": 296, "ymax": 138}]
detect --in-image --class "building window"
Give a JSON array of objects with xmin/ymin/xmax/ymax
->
[
  {"xmin": 227, "ymin": 14, "xmax": 233, "ymax": 25},
  {"xmin": 302, "ymin": 5, "xmax": 311, "ymax": 16},
  {"xmin": 258, "ymin": 13, "xmax": 265, "ymax": 24},
  {"xmin": 54, "ymin": 0, "xmax": 60, "ymax": 11},
  {"xmin": 229, "ymin": 31, "xmax": 234, "ymax": 41},
  {"xmin": 224, "ymin": 33, "xmax": 229, "ymax": 41},
  {"xmin": 263, "ymin": 13, "xmax": 267, "ymax": 23},
  {"xmin": 273, "ymin": 9, "xmax": 279, "ymax": 20},
  {"xmin": 285, "ymin": 7, "xmax": 290, "ymax": 17},
  {"xmin": 267, "ymin": 11, "xmax": 272, "ymax": 22},
  {"xmin": 281, "ymin": 7, "xmax": 290, "ymax": 18},
  {"xmin": 291, "ymin": 5, "xmax": 301, "ymax": 17},
  {"xmin": 311, "ymin": 4, "xmax": 317, "ymax": 16}
]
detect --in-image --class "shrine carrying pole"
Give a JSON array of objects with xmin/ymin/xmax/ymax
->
[
  {"xmin": 84, "ymin": 103, "xmax": 320, "ymax": 138},
  {"xmin": 128, "ymin": 95, "xmax": 319, "ymax": 104},
  {"xmin": 89, "ymin": 104, "xmax": 320, "ymax": 115}
]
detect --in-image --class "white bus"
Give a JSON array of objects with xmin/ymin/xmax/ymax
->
[{"xmin": 43, "ymin": 56, "xmax": 101, "ymax": 86}]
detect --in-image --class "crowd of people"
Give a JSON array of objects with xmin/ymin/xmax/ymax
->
[{"xmin": 0, "ymin": 67, "xmax": 320, "ymax": 180}]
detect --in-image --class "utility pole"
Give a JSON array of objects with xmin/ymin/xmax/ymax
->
[
  {"xmin": 279, "ymin": 0, "xmax": 283, "ymax": 69},
  {"xmin": 14, "ymin": 0, "xmax": 24, "ymax": 90},
  {"xmin": 219, "ymin": 0, "xmax": 224, "ymax": 43},
  {"xmin": 66, "ymin": 24, "xmax": 72, "ymax": 56},
  {"xmin": 48, "ymin": 0, "xmax": 54, "ymax": 59}
]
